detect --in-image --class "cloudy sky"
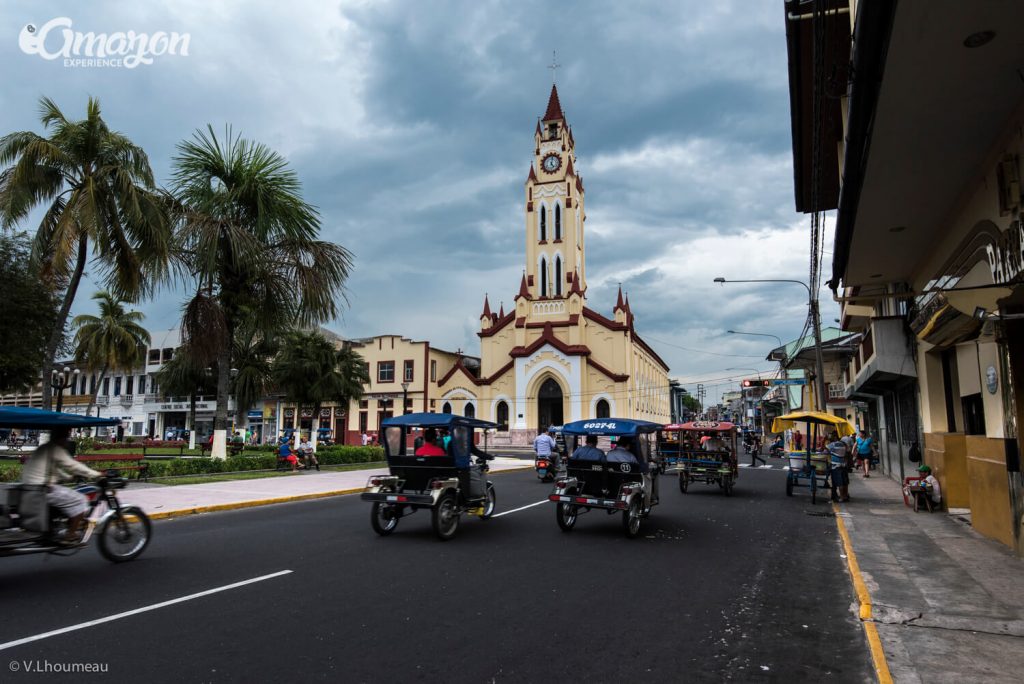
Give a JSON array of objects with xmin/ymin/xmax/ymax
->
[{"xmin": 1, "ymin": 0, "xmax": 838, "ymax": 403}]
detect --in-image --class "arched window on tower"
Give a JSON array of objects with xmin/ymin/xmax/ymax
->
[
  {"xmin": 496, "ymin": 401, "xmax": 509, "ymax": 430},
  {"xmin": 555, "ymin": 257, "xmax": 562, "ymax": 296},
  {"xmin": 464, "ymin": 403, "xmax": 475, "ymax": 419},
  {"xmin": 596, "ymin": 399, "xmax": 610, "ymax": 419},
  {"xmin": 555, "ymin": 204, "xmax": 561, "ymax": 240},
  {"xmin": 442, "ymin": 401, "xmax": 452, "ymax": 414},
  {"xmin": 540, "ymin": 206, "xmax": 547, "ymax": 241},
  {"xmin": 540, "ymin": 257, "xmax": 548, "ymax": 297}
]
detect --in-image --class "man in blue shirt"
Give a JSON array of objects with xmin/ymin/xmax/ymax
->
[
  {"xmin": 570, "ymin": 434, "xmax": 604, "ymax": 461},
  {"xmin": 533, "ymin": 426, "xmax": 559, "ymax": 468}
]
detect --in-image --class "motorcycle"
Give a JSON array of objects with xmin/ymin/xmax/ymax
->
[
  {"xmin": 535, "ymin": 453, "xmax": 558, "ymax": 482},
  {"xmin": 1, "ymin": 473, "xmax": 152, "ymax": 563}
]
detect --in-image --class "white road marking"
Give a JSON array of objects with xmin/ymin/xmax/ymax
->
[
  {"xmin": 0, "ymin": 569, "xmax": 294, "ymax": 652},
  {"xmin": 493, "ymin": 500, "xmax": 548, "ymax": 517}
]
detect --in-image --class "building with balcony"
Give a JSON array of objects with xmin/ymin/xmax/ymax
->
[{"xmin": 784, "ymin": 0, "xmax": 1024, "ymax": 553}]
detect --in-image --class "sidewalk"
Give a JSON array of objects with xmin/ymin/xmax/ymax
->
[
  {"xmin": 118, "ymin": 457, "xmax": 532, "ymax": 520},
  {"xmin": 838, "ymin": 471, "xmax": 1024, "ymax": 683}
]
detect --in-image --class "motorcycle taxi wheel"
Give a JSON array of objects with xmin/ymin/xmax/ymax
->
[
  {"xmin": 431, "ymin": 492, "xmax": 460, "ymax": 541},
  {"xmin": 623, "ymin": 496, "xmax": 642, "ymax": 538},
  {"xmin": 556, "ymin": 491, "xmax": 578, "ymax": 532},
  {"xmin": 97, "ymin": 506, "xmax": 152, "ymax": 562},
  {"xmin": 785, "ymin": 474, "xmax": 794, "ymax": 497},
  {"xmin": 679, "ymin": 472, "xmax": 689, "ymax": 493},
  {"xmin": 480, "ymin": 483, "xmax": 497, "ymax": 519},
  {"xmin": 370, "ymin": 502, "xmax": 400, "ymax": 536}
]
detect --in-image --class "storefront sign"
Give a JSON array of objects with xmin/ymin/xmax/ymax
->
[
  {"xmin": 985, "ymin": 218, "xmax": 1024, "ymax": 284},
  {"xmin": 157, "ymin": 401, "xmax": 213, "ymax": 411}
]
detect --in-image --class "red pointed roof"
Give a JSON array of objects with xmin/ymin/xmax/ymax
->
[
  {"xmin": 565, "ymin": 156, "xmax": 575, "ymax": 177},
  {"xmin": 498, "ymin": 303, "xmax": 505, "ymax": 317},
  {"xmin": 624, "ymin": 293, "xmax": 631, "ymax": 311},
  {"xmin": 515, "ymin": 272, "xmax": 531, "ymax": 300},
  {"xmin": 614, "ymin": 285, "xmax": 625, "ymax": 312},
  {"xmin": 569, "ymin": 269, "xmax": 582, "ymax": 295},
  {"xmin": 535, "ymin": 120, "xmax": 542, "ymax": 136},
  {"xmin": 527, "ymin": 164, "xmax": 537, "ymax": 182},
  {"xmin": 481, "ymin": 294, "xmax": 492, "ymax": 319},
  {"xmin": 543, "ymin": 84, "xmax": 564, "ymax": 122}
]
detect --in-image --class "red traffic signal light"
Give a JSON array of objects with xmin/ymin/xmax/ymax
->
[{"xmin": 742, "ymin": 378, "xmax": 770, "ymax": 388}]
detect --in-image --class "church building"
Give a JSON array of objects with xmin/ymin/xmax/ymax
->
[{"xmin": 434, "ymin": 85, "xmax": 671, "ymax": 443}]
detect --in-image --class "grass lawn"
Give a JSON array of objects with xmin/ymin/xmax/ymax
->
[{"xmin": 151, "ymin": 461, "xmax": 386, "ymax": 486}]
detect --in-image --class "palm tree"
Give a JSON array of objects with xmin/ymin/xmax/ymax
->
[
  {"xmin": 272, "ymin": 331, "xmax": 368, "ymax": 451},
  {"xmin": 71, "ymin": 291, "xmax": 150, "ymax": 420},
  {"xmin": 153, "ymin": 344, "xmax": 216, "ymax": 449},
  {"xmin": 171, "ymin": 126, "xmax": 353, "ymax": 458},
  {"xmin": 0, "ymin": 97, "xmax": 171, "ymax": 408},
  {"xmin": 231, "ymin": 322, "xmax": 278, "ymax": 432}
]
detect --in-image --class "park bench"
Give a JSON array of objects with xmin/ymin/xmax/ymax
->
[{"xmin": 75, "ymin": 453, "xmax": 150, "ymax": 482}]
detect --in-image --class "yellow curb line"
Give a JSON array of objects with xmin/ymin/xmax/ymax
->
[
  {"xmin": 833, "ymin": 502, "xmax": 894, "ymax": 684},
  {"xmin": 142, "ymin": 466, "xmax": 535, "ymax": 520}
]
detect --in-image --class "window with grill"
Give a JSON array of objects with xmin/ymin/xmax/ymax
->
[
  {"xmin": 403, "ymin": 360, "xmax": 414, "ymax": 382},
  {"xmin": 377, "ymin": 361, "xmax": 394, "ymax": 383}
]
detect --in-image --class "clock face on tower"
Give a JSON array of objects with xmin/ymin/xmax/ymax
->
[{"xmin": 542, "ymin": 153, "xmax": 561, "ymax": 173}]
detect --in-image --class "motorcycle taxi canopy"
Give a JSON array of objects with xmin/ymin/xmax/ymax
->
[
  {"xmin": 664, "ymin": 421, "xmax": 736, "ymax": 432},
  {"xmin": 561, "ymin": 418, "xmax": 663, "ymax": 437},
  {"xmin": 0, "ymin": 407, "xmax": 120, "ymax": 429},
  {"xmin": 770, "ymin": 411, "xmax": 855, "ymax": 437},
  {"xmin": 381, "ymin": 412, "xmax": 497, "ymax": 430}
]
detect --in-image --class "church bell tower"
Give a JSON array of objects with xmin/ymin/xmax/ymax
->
[{"xmin": 522, "ymin": 84, "xmax": 587, "ymax": 301}]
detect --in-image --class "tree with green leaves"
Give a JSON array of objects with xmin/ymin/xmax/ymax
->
[
  {"xmin": 272, "ymin": 330, "xmax": 368, "ymax": 451},
  {"xmin": 71, "ymin": 291, "xmax": 150, "ymax": 418},
  {"xmin": 0, "ymin": 97, "xmax": 171, "ymax": 408},
  {"xmin": 0, "ymin": 231, "xmax": 62, "ymax": 393},
  {"xmin": 170, "ymin": 126, "xmax": 353, "ymax": 458},
  {"xmin": 231, "ymin": 323, "xmax": 278, "ymax": 432}
]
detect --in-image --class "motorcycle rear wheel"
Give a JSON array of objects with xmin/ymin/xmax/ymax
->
[
  {"xmin": 370, "ymin": 502, "xmax": 399, "ymax": 536},
  {"xmin": 556, "ymin": 492, "xmax": 578, "ymax": 531},
  {"xmin": 431, "ymin": 493, "xmax": 460, "ymax": 541},
  {"xmin": 97, "ymin": 506, "xmax": 151, "ymax": 562}
]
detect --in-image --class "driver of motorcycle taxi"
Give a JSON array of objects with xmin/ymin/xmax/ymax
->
[{"xmin": 21, "ymin": 426, "xmax": 102, "ymax": 543}]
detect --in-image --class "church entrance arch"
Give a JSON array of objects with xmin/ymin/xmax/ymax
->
[{"xmin": 537, "ymin": 377, "xmax": 564, "ymax": 429}]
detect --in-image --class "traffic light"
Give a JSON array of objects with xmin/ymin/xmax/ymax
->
[{"xmin": 742, "ymin": 378, "xmax": 771, "ymax": 388}]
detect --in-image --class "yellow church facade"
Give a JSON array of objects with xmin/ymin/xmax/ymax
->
[{"xmin": 434, "ymin": 85, "xmax": 671, "ymax": 443}]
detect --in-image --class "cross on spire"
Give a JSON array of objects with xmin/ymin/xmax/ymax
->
[{"xmin": 547, "ymin": 50, "xmax": 561, "ymax": 84}]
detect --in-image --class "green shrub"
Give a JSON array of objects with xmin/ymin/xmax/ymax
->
[{"xmin": 0, "ymin": 463, "xmax": 20, "ymax": 483}]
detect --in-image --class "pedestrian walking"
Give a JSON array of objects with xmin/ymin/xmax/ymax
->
[
  {"xmin": 361, "ymin": 431, "xmax": 369, "ymax": 446},
  {"xmin": 855, "ymin": 430, "xmax": 874, "ymax": 477},
  {"xmin": 793, "ymin": 428, "xmax": 803, "ymax": 451}
]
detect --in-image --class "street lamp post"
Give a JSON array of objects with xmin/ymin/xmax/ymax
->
[
  {"xmin": 401, "ymin": 382, "xmax": 410, "ymax": 415},
  {"xmin": 49, "ymin": 367, "xmax": 79, "ymax": 413},
  {"xmin": 715, "ymin": 277, "xmax": 827, "ymax": 412}
]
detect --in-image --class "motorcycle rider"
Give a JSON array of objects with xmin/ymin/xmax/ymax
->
[
  {"xmin": 533, "ymin": 426, "xmax": 559, "ymax": 470},
  {"xmin": 21, "ymin": 426, "xmax": 101, "ymax": 544}
]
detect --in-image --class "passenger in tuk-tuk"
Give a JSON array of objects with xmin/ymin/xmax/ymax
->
[
  {"xmin": 415, "ymin": 428, "xmax": 446, "ymax": 456},
  {"xmin": 703, "ymin": 432, "xmax": 727, "ymax": 452},
  {"xmin": 570, "ymin": 434, "xmax": 604, "ymax": 461},
  {"xmin": 607, "ymin": 436, "xmax": 657, "ymax": 504}
]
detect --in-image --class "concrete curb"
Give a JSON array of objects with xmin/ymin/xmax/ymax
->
[
  {"xmin": 833, "ymin": 502, "xmax": 894, "ymax": 684},
  {"xmin": 146, "ymin": 487, "xmax": 366, "ymax": 520},
  {"xmin": 144, "ymin": 464, "xmax": 536, "ymax": 520}
]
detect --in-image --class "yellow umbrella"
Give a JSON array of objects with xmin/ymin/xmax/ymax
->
[{"xmin": 771, "ymin": 411, "xmax": 855, "ymax": 437}]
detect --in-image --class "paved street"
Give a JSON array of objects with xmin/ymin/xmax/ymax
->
[{"xmin": 0, "ymin": 462, "xmax": 871, "ymax": 683}]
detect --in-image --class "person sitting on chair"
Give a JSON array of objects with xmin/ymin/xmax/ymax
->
[
  {"xmin": 415, "ymin": 428, "xmax": 446, "ymax": 456},
  {"xmin": 571, "ymin": 434, "xmax": 604, "ymax": 461}
]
